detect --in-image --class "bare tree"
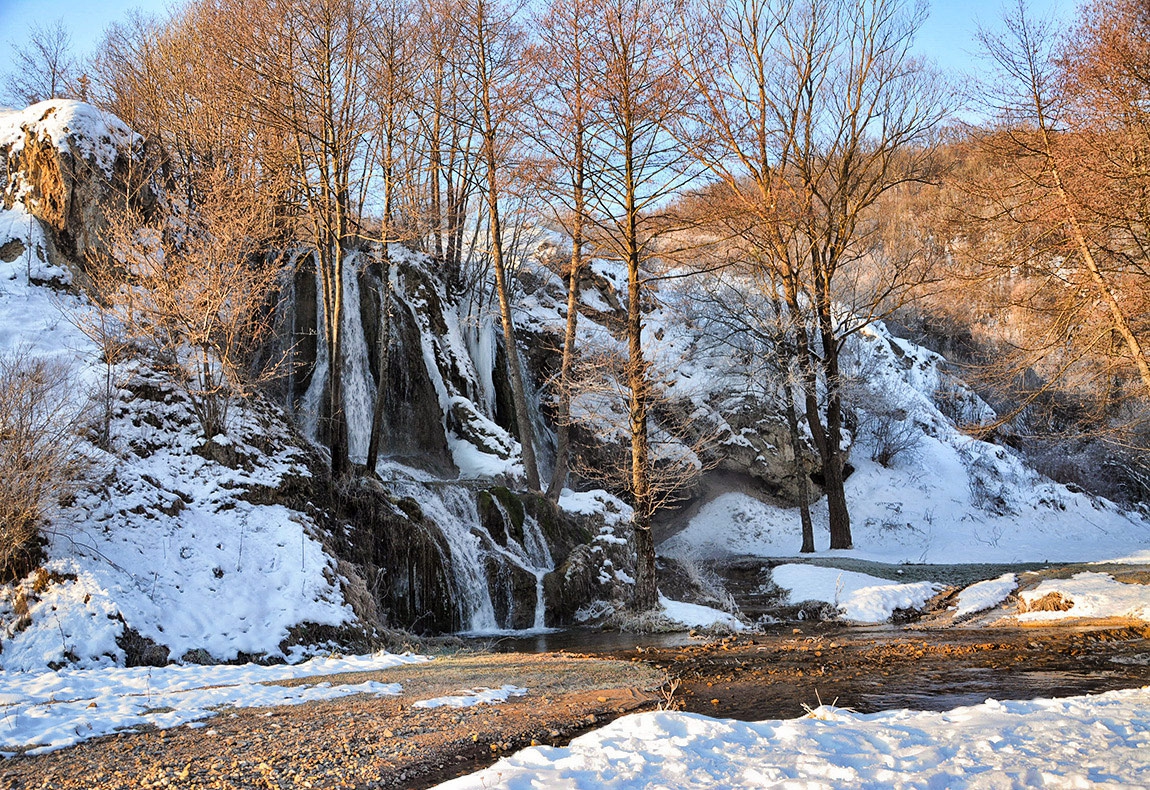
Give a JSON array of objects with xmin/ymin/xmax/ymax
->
[
  {"xmin": 411, "ymin": 0, "xmax": 479, "ymax": 284},
  {"xmin": 462, "ymin": 0, "xmax": 543, "ymax": 491},
  {"xmin": 682, "ymin": 0, "xmax": 946, "ymax": 548},
  {"xmin": 976, "ymin": 0, "xmax": 1150, "ymax": 396},
  {"xmin": 0, "ymin": 351, "xmax": 89, "ymax": 581},
  {"xmin": 365, "ymin": 0, "xmax": 420, "ymax": 472},
  {"xmin": 528, "ymin": 0, "xmax": 598, "ymax": 500},
  {"xmin": 4, "ymin": 19, "xmax": 76, "ymax": 106},
  {"xmin": 212, "ymin": 0, "xmax": 379, "ymax": 477},
  {"xmin": 88, "ymin": 168, "xmax": 287, "ymax": 443},
  {"xmin": 585, "ymin": 0, "xmax": 695, "ymax": 610}
]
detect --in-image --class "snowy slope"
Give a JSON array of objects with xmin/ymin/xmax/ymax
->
[
  {"xmin": 513, "ymin": 240, "xmax": 1150, "ymax": 567},
  {"xmin": 0, "ymin": 110, "xmax": 358, "ymax": 672},
  {"xmin": 660, "ymin": 321, "xmax": 1150, "ymax": 565}
]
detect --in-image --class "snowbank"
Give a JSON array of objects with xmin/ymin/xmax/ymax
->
[
  {"xmin": 0, "ymin": 100, "xmax": 140, "ymax": 179},
  {"xmin": 436, "ymin": 687, "xmax": 1150, "ymax": 789},
  {"xmin": 954, "ymin": 573, "xmax": 1017, "ymax": 618},
  {"xmin": 413, "ymin": 685, "xmax": 527, "ymax": 709},
  {"xmin": 771, "ymin": 565, "xmax": 942, "ymax": 623},
  {"xmin": 1019, "ymin": 572, "xmax": 1150, "ymax": 623},
  {"xmin": 660, "ymin": 595, "xmax": 744, "ymax": 630}
]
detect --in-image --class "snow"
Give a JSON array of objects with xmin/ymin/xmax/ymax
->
[
  {"xmin": 1019, "ymin": 572, "xmax": 1150, "ymax": 623},
  {"xmin": 660, "ymin": 595, "xmax": 744, "ymax": 630},
  {"xmin": 660, "ymin": 320, "xmax": 1150, "ymax": 567},
  {"xmin": 436, "ymin": 687, "xmax": 1150, "ymax": 789},
  {"xmin": 0, "ymin": 651, "xmax": 427, "ymax": 755},
  {"xmin": 0, "ymin": 100, "xmax": 140, "ymax": 181},
  {"xmin": 771, "ymin": 565, "xmax": 942, "ymax": 623},
  {"xmin": 954, "ymin": 573, "xmax": 1017, "ymax": 618},
  {"xmin": 0, "ymin": 156, "xmax": 356, "ymax": 672},
  {"xmin": 557, "ymin": 488, "xmax": 632, "ymax": 526},
  {"xmin": 412, "ymin": 685, "xmax": 528, "ymax": 709}
]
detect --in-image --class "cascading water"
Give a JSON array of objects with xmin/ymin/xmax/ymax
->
[
  {"xmin": 297, "ymin": 247, "xmax": 558, "ymax": 633},
  {"xmin": 523, "ymin": 514, "xmax": 554, "ymax": 630},
  {"xmin": 386, "ymin": 478, "xmax": 500, "ymax": 631},
  {"xmin": 340, "ymin": 255, "xmax": 377, "ymax": 463},
  {"xmin": 297, "ymin": 253, "xmax": 376, "ymax": 462},
  {"xmin": 486, "ymin": 498, "xmax": 555, "ymax": 631},
  {"xmin": 298, "ymin": 260, "xmax": 328, "ymax": 444}
]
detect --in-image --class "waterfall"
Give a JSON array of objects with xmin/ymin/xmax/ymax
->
[
  {"xmin": 487, "ymin": 499, "xmax": 555, "ymax": 633},
  {"xmin": 524, "ymin": 515, "xmax": 554, "ymax": 631},
  {"xmin": 387, "ymin": 479, "xmax": 500, "ymax": 632},
  {"xmin": 464, "ymin": 313, "xmax": 499, "ymax": 413},
  {"xmin": 340, "ymin": 256, "xmax": 376, "ymax": 464},
  {"xmin": 293, "ymin": 249, "xmax": 559, "ymax": 633},
  {"xmin": 531, "ymin": 569, "xmax": 548, "ymax": 630},
  {"xmin": 521, "ymin": 354, "xmax": 556, "ymax": 486},
  {"xmin": 295, "ymin": 253, "xmax": 377, "ymax": 463},
  {"xmin": 298, "ymin": 261, "xmax": 328, "ymax": 443}
]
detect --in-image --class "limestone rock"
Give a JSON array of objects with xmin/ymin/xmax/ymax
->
[{"xmin": 0, "ymin": 100, "xmax": 160, "ymax": 272}]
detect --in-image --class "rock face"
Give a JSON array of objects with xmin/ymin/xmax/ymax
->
[
  {"xmin": 514, "ymin": 249, "xmax": 824, "ymax": 512},
  {"xmin": 0, "ymin": 99, "xmax": 813, "ymax": 639},
  {"xmin": 0, "ymin": 101, "xmax": 160, "ymax": 272}
]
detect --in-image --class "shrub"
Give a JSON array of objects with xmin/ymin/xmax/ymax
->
[{"xmin": 0, "ymin": 352, "xmax": 89, "ymax": 581}]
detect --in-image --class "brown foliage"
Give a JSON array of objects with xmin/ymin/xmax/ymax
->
[{"xmin": 87, "ymin": 169, "xmax": 287, "ymax": 441}]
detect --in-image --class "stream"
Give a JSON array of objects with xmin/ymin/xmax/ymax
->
[{"xmin": 469, "ymin": 623, "xmax": 1150, "ymax": 722}]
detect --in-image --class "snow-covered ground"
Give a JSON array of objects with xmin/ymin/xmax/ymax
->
[
  {"xmin": 0, "ymin": 103, "xmax": 356, "ymax": 672},
  {"xmin": 771, "ymin": 564, "xmax": 943, "ymax": 623},
  {"xmin": 0, "ymin": 652, "xmax": 427, "ymax": 756},
  {"xmin": 769, "ymin": 564, "xmax": 1150, "ymax": 625},
  {"xmin": 437, "ymin": 688, "xmax": 1150, "ymax": 789},
  {"xmin": 658, "ymin": 320, "xmax": 1150, "ymax": 566}
]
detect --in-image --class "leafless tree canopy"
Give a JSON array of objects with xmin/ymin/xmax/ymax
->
[{"xmin": 3, "ymin": 19, "xmax": 80, "ymax": 106}]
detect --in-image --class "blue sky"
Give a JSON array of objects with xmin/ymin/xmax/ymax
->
[{"xmin": 0, "ymin": 0, "xmax": 1082, "ymax": 95}]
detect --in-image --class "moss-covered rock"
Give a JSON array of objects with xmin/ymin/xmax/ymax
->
[{"xmin": 522, "ymin": 493, "xmax": 591, "ymax": 567}]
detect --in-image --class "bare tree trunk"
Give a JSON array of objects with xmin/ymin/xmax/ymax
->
[
  {"xmin": 472, "ymin": 0, "xmax": 542, "ymax": 491},
  {"xmin": 767, "ymin": 285, "xmax": 815, "ymax": 552},
  {"xmin": 787, "ymin": 387, "xmax": 816, "ymax": 553},
  {"xmin": 546, "ymin": 145, "xmax": 585, "ymax": 501},
  {"xmin": 626, "ymin": 236, "xmax": 658, "ymax": 610},
  {"xmin": 623, "ymin": 125, "xmax": 658, "ymax": 610},
  {"xmin": 815, "ymin": 257, "xmax": 851, "ymax": 549}
]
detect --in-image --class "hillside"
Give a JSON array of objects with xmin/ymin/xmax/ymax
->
[{"xmin": 0, "ymin": 101, "xmax": 1147, "ymax": 677}]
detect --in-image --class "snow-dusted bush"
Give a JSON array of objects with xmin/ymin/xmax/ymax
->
[
  {"xmin": 859, "ymin": 406, "xmax": 922, "ymax": 468},
  {"xmin": 0, "ymin": 351, "xmax": 89, "ymax": 580}
]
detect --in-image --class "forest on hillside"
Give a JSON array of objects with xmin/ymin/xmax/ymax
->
[{"xmin": 2, "ymin": 0, "xmax": 1148, "ymax": 613}]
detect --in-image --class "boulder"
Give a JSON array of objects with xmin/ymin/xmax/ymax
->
[{"xmin": 0, "ymin": 100, "xmax": 160, "ymax": 272}]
